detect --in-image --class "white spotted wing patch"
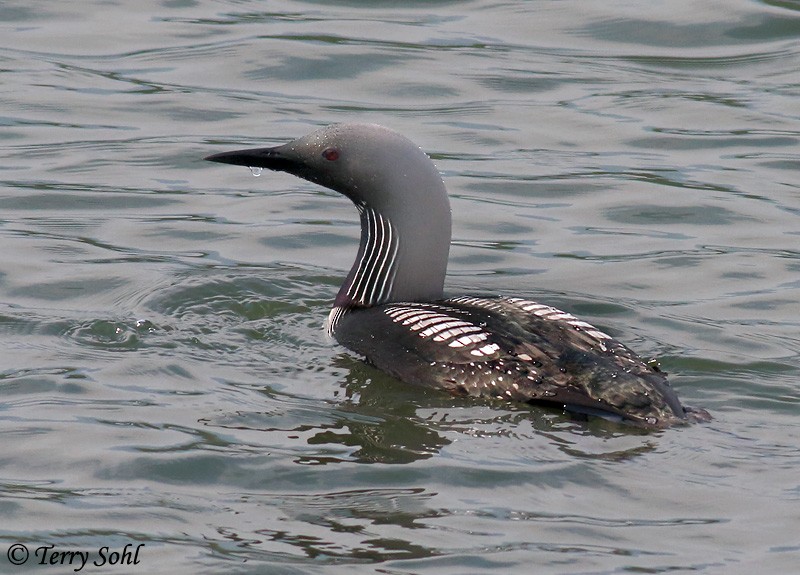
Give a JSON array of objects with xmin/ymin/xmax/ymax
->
[
  {"xmin": 504, "ymin": 297, "xmax": 613, "ymax": 343},
  {"xmin": 384, "ymin": 304, "xmax": 501, "ymax": 357},
  {"xmin": 446, "ymin": 296, "xmax": 505, "ymax": 312}
]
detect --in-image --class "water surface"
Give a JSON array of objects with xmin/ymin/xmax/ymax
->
[{"xmin": 1, "ymin": 1, "xmax": 799, "ymax": 573}]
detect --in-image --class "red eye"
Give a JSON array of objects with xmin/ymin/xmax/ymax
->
[{"xmin": 322, "ymin": 148, "xmax": 340, "ymax": 161}]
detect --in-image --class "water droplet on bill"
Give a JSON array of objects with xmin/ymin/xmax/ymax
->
[{"xmin": 249, "ymin": 166, "xmax": 263, "ymax": 177}]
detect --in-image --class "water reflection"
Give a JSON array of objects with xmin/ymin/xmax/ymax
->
[
  {"xmin": 203, "ymin": 353, "xmax": 661, "ymax": 468},
  {"xmin": 250, "ymin": 487, "xmax": 442, "ymax": 562},
  {"xmin": 302, "ymin": 357, "xmax": 453, "ymax": 464}
]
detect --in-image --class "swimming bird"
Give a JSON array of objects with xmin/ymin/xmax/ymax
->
[{"xmin": 205, "ymin": 123, "xmax": 707, "ymax": 428}]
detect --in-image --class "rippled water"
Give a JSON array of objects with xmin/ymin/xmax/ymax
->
[{"xmin": 2, "ymin": 0, "xmax": 799, "ymax": 573}]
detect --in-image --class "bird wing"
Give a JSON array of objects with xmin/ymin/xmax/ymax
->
[
  {"xmin": 447, "ymin": 296, "xmax": 656, "ymax": 375},
  {"xmin": 332, "ymin": 297, "xmax": 684, "ymax": 425}
]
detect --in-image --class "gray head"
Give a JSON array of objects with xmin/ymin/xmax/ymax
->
[{"xmin": 206, "ymin": 123, "xmax": 452, "ymax": 306}]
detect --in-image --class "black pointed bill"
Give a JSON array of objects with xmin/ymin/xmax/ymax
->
[{"xmin": 204, "ymin": 146, "xmax": 297, "ymax": 172}]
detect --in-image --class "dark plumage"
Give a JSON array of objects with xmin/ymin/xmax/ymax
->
[{"xmin": 206, "ymin": 123, "xmax": 709, "ymax": 428}]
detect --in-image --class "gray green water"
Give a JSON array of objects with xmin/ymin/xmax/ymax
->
[{"xmin": 1, "ymin": 1, "xmax": 799, "ymax": 573}]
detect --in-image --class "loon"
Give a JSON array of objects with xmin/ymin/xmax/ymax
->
[{"xmin": 205, "ymin": 123, "xmax": 708, "ymax": 428}]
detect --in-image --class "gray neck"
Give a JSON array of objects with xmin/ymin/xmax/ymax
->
[
  {"xmin": 335, "ymin": 206, "xmax": 399, "ymax": 307},
  {"xmin": 336, "ymin": 192, "xmax": 451, "ymax": 307}
]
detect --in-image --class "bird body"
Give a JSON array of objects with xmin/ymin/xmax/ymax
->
[{"xmin": 206, "ymin": 123, "xmax": 708, "ymax": 428}]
